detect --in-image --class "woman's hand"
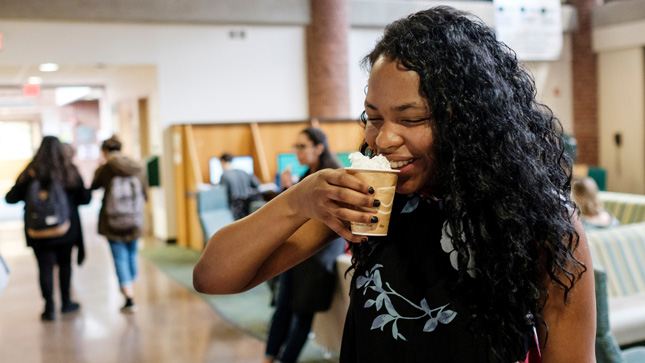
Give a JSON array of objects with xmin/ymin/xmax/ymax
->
[
  {"xmin": 280, "ymin": 167, "xmax": 294, "ymax": 189},
  {"xmin": 283, "ymin": 169, "xmax": 379, "ymax": 243}
]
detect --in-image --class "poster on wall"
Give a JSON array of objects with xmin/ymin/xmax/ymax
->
[{"xmin": 493, "ymin": 0, "xmax": 563, "ymax": 61}]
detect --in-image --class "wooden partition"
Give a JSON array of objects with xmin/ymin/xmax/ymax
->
[{"xmin": 172, "ymin": 119, "xmax": 364, "ymax": 249}]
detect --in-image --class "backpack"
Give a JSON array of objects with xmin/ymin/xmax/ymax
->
[
  {"xmin": 24, "ymin": 179, "xmax": 71, "ymax": 239},
  {"xmin": 104, "ymin": 175, "xmax": 144, "ymax": 232}
]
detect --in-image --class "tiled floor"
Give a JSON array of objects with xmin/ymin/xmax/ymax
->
[{"xmin": 0, "ymin": 217, "xmax": 266, "ymax": 363}]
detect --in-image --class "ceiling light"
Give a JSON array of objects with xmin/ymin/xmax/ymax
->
[
  {"xmin": 28, "ymin": 76, "xmax": 42, "ymax": 84},
  {"xmin": 39, "ymin": 63, "xmax": 59, "ymax": 72}
]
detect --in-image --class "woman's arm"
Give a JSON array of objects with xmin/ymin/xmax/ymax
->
[
  {"xmin": 74, "ymin": 175, "xmax": 92, "ymax": 206},
  {"xmin": 5, "ymin": 173, "xmax": 31, "ymax": 204},
  {"xmin": 193, "ymin": 168, "xmax": 378, "ymax": 294},
  {"xmin": 538, "ymin": 217, "xmax": 597, "ymax": 362},
  {"xmin": 90, "ymin": 165, "xmax": 106, "ymax": 190}
]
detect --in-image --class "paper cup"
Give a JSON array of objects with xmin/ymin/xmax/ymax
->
[{"xmin": 346, "ymin": 168, "xmax": 399, "ymax": 236}]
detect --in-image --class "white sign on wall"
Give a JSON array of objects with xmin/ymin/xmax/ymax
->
[{"xmin": 493, "ymin": 0, "xmax": 563, "ymax": 61}]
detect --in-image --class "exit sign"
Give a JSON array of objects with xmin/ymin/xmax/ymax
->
[{"xmin": 23, "ymin": 84, "xmax": 41, "ymax": 98}]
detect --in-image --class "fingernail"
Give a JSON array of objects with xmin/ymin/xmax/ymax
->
[
  {"xmin": 370, "ymin": 216, "xmax": 378, "ymax": 223},
  {"xmin": 373, "ymin": 200, "xmax": 380, "ymax": 207},
  {"xmin": 368, "ymin": 187, "xmax": 375, "ymax": 194},
  {"xmin": 361, "ymin": 238, "xmax": 368, "ymax": 244}
]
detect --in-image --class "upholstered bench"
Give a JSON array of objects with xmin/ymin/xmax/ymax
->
[
  {"xmin": 196, "ymin": 186, "xmax": 235, "ymax": 246},
  {"xmin": 598, "ymin": 191, "xmax": 645, "ymax": 225},
  {"xmin": 586, "ymin": 222, "xmax": 645, "ymax": 346}
]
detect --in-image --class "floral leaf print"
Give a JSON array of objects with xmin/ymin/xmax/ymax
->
[
  {"xmin": 423, "ymin": 318, "xmax": 438, "ymax": 332},
  {"xmin": 401, "ymin": 195, "xmax": 420, "ymax": 213},
  {"xmin": 392, "ymin": 320, "xmax": 399, "ymax": 339},
  {"xmin": 357, "ymin": 264, "xmax": 457, "ymax": 342},
  {"xmin": 375, "ymin": 293, "xmax": 385, "ymax": 311},
  {"xmin": 420, "ymin": 298, "xmax": 431, "ymax": 314},
  {"xmin": 392, "ymin": 321, "xmax": 408, "ymax": 341},
  {"xmin": 438, "ymin": 309, "xmax": 457, "ymax": 324},
  {"xmin": 356, "ymin": 275, "xmax": 370, "ymax": 289},
  {"xmin": 373, "ymin": 270, "xmax": 383, "ymax": 288},
  {"xmin": 383, "ymin": 296, "xmax": 399, "ymax": 316},
  {"xmin": 371, "ymin": 314, "xmax": 395, "ymax": 330},
  {"xmin": 441, "ymin": 221, "xmax": 477, "ymax": 278}
]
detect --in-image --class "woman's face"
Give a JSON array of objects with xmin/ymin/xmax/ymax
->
[
  {"xmin": 364, "ymin": 56, "xmax": 437, "ymax": 195},
  {"xmin": 293, "ymin": 132, "xmax": 322, "ymax": 169}
]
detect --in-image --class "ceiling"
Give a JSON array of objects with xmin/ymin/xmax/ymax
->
[{"xmin": 0, "ymin": 63, "xmax": 124, "ymax": 89}]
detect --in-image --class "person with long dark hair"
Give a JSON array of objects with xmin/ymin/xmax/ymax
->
[
  {"xmin": 263, "ymin": 127, "xmax": 346, "ymax": 363},
  {"xmin": 6, "ymin": 136, "xmax": 91, "ymax": 321},
  {"xmin": 194, "ymin": 7, "xmax": 596, "ymax": 362}
]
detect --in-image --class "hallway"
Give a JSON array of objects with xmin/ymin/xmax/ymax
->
[{"xmin": 0, "ymin": 216, "xmax": 266, "ymax": 363}]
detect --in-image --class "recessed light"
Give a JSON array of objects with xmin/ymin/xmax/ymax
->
[
  {"xmin": 28, "ymin": 76, "xmax": 42, "ymax": 84},
  {"xmin": 39, "ymin": 63, "xmax": 59, "ymax": 72}
]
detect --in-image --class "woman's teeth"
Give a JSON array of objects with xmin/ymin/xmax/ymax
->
[{"xmin": 390, "ymin": 159, "xmax": 412, "ymax": 169}]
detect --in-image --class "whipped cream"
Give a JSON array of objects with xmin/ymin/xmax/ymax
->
[{"xmin": 347, "ymin": 152, "xmax": 393, "ymax": 171}]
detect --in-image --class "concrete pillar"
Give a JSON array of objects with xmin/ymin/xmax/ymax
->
[
  {"xmin": 307, "ymin": 0, "xmax": 350, "ymax": 119},
  {"xmin": 571, "ymin": 0, "xmax": 599, "ymax": 165}
]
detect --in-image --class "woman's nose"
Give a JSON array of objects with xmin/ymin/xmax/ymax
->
[{"xmin": 375, "ymin": 121, "xmax": 404, "ymax": 151}]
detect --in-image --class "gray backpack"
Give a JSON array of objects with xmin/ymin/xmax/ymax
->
[{"xmin": 104, "ymin": 176, "xmax": 144, "ymax": 232}]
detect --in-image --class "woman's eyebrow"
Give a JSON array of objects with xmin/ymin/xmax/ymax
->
[
  {"xmin": 364, "ymin": 101, "xmax": 424, "ymax": 112},
  {"xmin": 393, "ymin": 102, "xmax": 423, "ymax": 112},
  {"xmin": 364, "ymin": 101, "xmax": 377, "ymax": 111}
]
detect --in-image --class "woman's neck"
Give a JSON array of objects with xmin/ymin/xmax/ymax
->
[{"xmin": 309, "ymin": 159, "xmax": 321, "ymax": 172}]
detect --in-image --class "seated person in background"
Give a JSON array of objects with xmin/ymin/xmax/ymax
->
[
  {"xmin": 219, "ymin": 152, "xmax": 261, "ymax": 220},
  {"xmin": 572, "ymin": 177, "xmax": 620, "ymax": 229}
]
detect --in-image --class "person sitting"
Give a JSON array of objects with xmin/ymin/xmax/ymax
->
[
  {"xmin": 219, "ymin": 152, "xmax": 261, "ymax": 220},
  {"xmin": 572, "ymin": 177, "xmax": 620, "ymax": 230}
]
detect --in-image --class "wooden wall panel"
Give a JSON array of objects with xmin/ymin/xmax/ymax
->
[
  {"xmin": 189, "ymin": 120, "xmax": 364, "ymax": 184},
  {"xmin": 173, "ymin": 120, "xmax": 365, "ymax": 250},
  {"xmin": 171, "ymin": 125, "xmax": 188, "ymax": 247},
  {"xmin": 192, "ymin": 124, "xmax": 254, "ymax": 183}
]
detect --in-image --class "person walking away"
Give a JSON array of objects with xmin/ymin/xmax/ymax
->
[
  {"xmin": 5, "ymin": 136, "xmax": 91, "ymax": 321},
  {"xmin": 91, "ymin": 135, "xmax": 147, "ymax": 313},
  {"xmin": 219, "ymin": 152, "xmax": 261, "ymax": 220}
]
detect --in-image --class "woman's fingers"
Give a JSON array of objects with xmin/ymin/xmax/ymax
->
[{"xmin": 296, "ymin": 170, "xmax": 381, "ymax": 241}]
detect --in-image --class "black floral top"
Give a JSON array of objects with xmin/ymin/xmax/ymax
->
[{"xmin": 340, "ymin": 194, "xmax": 534, "ymax": 362}]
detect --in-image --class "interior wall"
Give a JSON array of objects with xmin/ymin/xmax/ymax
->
[
  {"xmin": 525, "ymin": 34, "xmax": 575, "ymax": 135},
  {"xmin": 190, "ymin": 120, "xmax": 365, "ymax": 185},
  {"xmin": 598, "ymin": 47, "xmax": 645, "ymax": 194},
  {"xmin": 0, "ymin": 7, "xmax": 581, "ymax": 241}
]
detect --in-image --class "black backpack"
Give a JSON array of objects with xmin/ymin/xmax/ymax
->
[
  {"xmin": 104, "ymin": 175, "xmax": 144, "ymax": 232},
  {"xmin": 24, "ymin": 179, "xmax": 71, "ymax": 239}
]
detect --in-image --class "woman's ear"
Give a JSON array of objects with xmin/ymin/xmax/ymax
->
[{"xmin": 314, "ymin": 144, "xmax": 325, "ymax": 157}]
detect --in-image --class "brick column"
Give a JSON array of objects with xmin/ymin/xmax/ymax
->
[
  {"xmin": 307, "ymin": 0, "xmax": 350, "ymax": 119},
  {"xmin": 571, "ymin": 0, "xmax": 598, "ymax": 165}
]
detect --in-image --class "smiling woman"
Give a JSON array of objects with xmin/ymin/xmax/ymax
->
[{"xmin": 193, "ymin": 6, "xmax": 596, "ymax": 363}]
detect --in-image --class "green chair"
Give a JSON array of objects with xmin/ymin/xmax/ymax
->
[{"xmin": 595, "ymin": 267, "xmax": 645, "ymax": 363}]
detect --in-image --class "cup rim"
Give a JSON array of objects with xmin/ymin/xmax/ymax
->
[{"xmin": 344, "ymin": 167, "xmax": 400, "ymax": 173}]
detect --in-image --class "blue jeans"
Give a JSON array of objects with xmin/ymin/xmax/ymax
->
[
  {"xmin": 265, "ymin": 270, "xmax": 314, "ymax": 363},
  {"xmin": 108, "ymin": 240, "xmax": 138, "ymax": 287}
]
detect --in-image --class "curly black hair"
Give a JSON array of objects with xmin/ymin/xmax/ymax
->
[{"xmin": 350, "ymin": 6, "xmax": 584, "ymax": 361}]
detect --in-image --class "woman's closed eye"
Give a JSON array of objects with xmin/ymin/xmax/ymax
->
[{"xmin": 401, "ymin": 117, "xmax": 431, "ymax": 124}]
